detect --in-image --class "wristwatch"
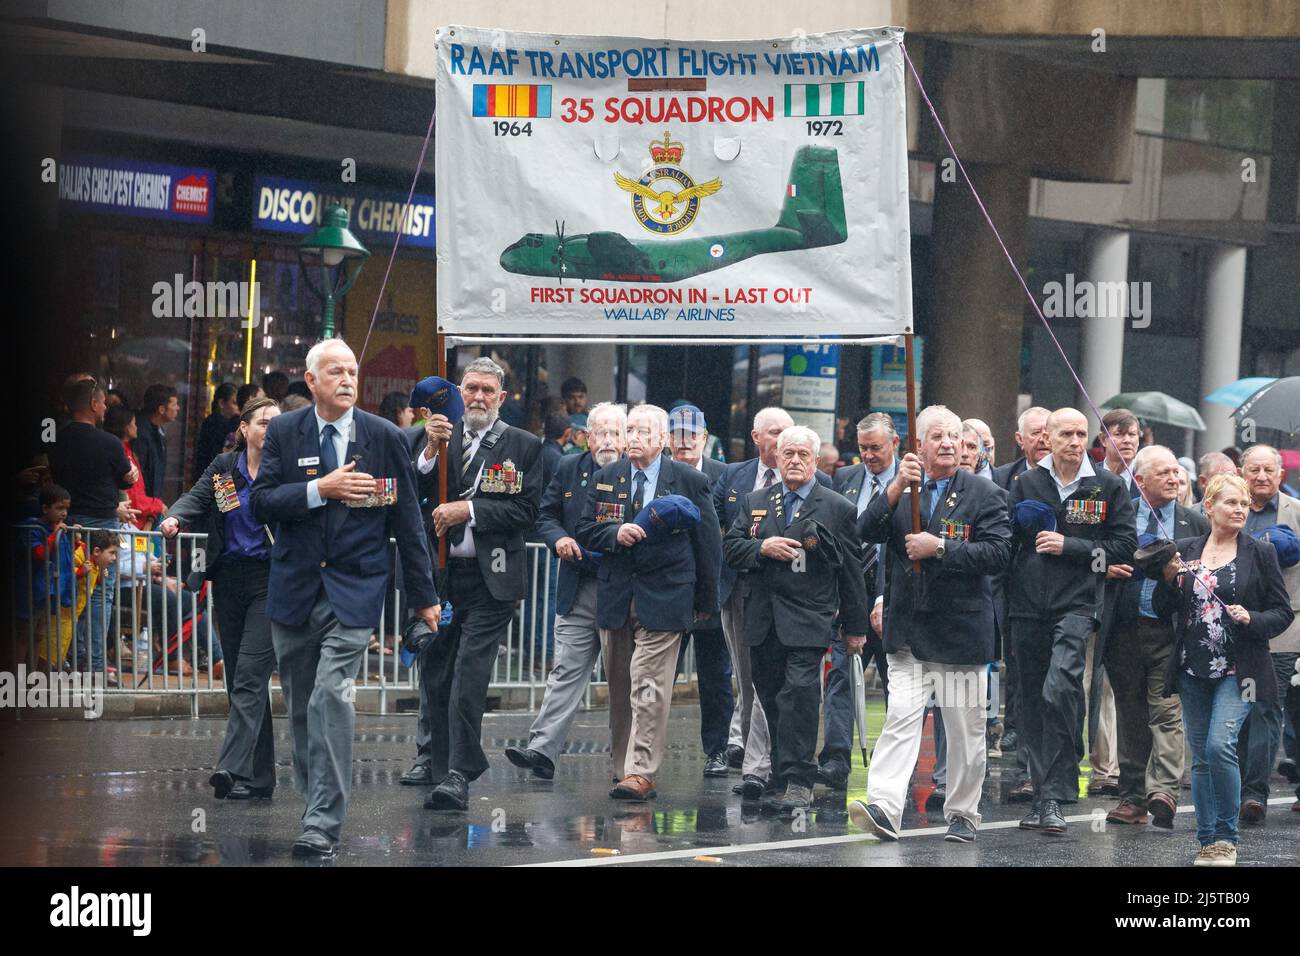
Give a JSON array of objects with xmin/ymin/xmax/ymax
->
[{"xmin": 935, "ymin": 539, "xmax": 946, "ymax": 559}]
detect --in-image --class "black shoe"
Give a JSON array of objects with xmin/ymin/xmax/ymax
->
[
  {"xmin": 816, "ymin": 762, "xmax": 849, "ymax": 790},
  {"xmin": 925, "ymin": 787, "xmax": 946, "ymax": 811},
  {"xmin": 737, "ymin": 774, "xmax": 767, "ymax": 801},
  {"xmin": 779, "ymin": 783, "xmax": 813, "ymax": 815},
  {"xmin": 399, "ymin": 763, "xmax": 435, "ymax": 786},
  {"xmin": 999, "ymin": 730, "xmax": 1019, "ymax": 752},
  {"xmin": 1007, "ymin": 779, "xmax": 1036, "ymax": 803},
  {"xmin": 227, "ymin": 783, "xmax": 274, "ymax": 800},
  {"xmin": 1039, "ymin": 799, "xmax": 1067, "ymax": 833},
  {"xmin": 424, "ymin": 770, "xmax": 469, "ymax": 811},
  {"xmin": 1019, "ymin": 803, "xmax": 1043, "ymax": 830},
  {"xmin": 760, "ymin": 785, "xmax": 785, "ymax": 814},
  {"xmin": 703, "ymin": 751, "xmax": 730, "ymax": 777},
  {"xmin": 209, "ymin": 770, "xmax": 235, "ymax": 799},
  {"xmin": 291, "ymin": 828, "xmax": 336, "ymax": 858},
  {"xmin": 944, "ymin": 816, "xmax": 977, "ymax": 843},
  {"xmin": 1278, "ymin": 759, "xmax": 1300, "ymax": 785},
  {"xmin": 726, "ymin": 744, "xmax": 745, "ymax": 770},
  {"xmin": 504, "ymin": 746, "xmax": 555, "ymax": 780},
  {"xmin": 848, "ymin": 800, "xmax": 898, "ymax": 841}
]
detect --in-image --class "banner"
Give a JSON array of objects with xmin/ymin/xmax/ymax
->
[
  {"xmin": 435, "ymin": 26, "xmax": 911, "ymax": 336},
  {"xmin": 58, "ymin": 154, "xmax": 215, "ymax": 223},
  {"xmin": 253, "ymin": 175, "xmax": 435, "ymax": 250}
]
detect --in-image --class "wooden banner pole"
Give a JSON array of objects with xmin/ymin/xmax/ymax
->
[{"xmin": 904, "ymin": 331, "xmax": 921, "ymax": 573}]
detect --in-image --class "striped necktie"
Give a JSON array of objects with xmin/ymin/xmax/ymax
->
[{"xmin": 460, "ymin": 428, "xmax": 479, "ymax": 486}]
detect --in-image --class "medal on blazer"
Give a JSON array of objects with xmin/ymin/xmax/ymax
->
[
  {"xmin": 346, "ymin": 477, "xmax": 398, "ymax": 508},
  {"xmin": 1065, "ymin": 499, "xmax": 1106, "ymax": 524},
  {"xmin": 749, "ymin": 508, "xmax": 767, "ymax": 539},
  {"xmin": 479, "ymin": 459, "xmax": 523, "ymax": 494},
  {"xmin": 940, "ymin": 518, "xmax": 971, "ymax": 541},
  {"xmin": 212, "ymin": 472, "xmax": 240, "ymax": 513},
  {"xmin": 595, "ymin": 501, "xmax": 625, "ymax": 524}
]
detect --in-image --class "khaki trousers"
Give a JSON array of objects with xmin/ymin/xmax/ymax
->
[
  {"xmin": 601, "ymin": 600, "xmax": 683, "ymax": 782},
  {"xmin": 1084, "ymin": 631, "xmax": 1118, "ymax": 780}
]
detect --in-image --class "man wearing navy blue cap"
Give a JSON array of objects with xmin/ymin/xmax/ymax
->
[
  {"xmin": 1007, "ymin": 407, "xmax": 1136, "ymax": 835},
  {"xmin": 506, "ymin": 402, "xmax": 627, "ymax": 779},
  {"xmin": 577, "ymin": 403, "xmax": 722, "ymax": 801},
  {"xmin": 1097, "ymin": 445, "xmax": 1207, "ymax": 827},
  {"xmin": 669, "ymin": 403, "xmax": 732, "ymax": 775},
  {"xmin": 409, "ymin": 357, "xmax": 543, "ymax": 811}
]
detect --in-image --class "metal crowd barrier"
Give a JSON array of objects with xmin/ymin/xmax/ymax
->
[{"xmin": 8, "ymin": 527, "xmax": 700, "ymax": 719}]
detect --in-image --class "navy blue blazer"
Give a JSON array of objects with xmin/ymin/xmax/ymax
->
[
  {"xmin": 251, "ymin": 406, "xmax": 438, "ymax": 629},
  {"xmin": 578, "ymin": 455, "xmax": 722, "ymax": 632},
  {"xmin": 536, "ymin": 450, "xmax": 603, "ymax": 616},
  {"xmin": 859, "ymin": 467, "xmax": 1012, "ymax": 665},
  {"xmin": 712, "ymin": 458, "xmax": 829, "ymax": 605}
]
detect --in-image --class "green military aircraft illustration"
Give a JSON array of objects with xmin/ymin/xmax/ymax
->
[{"xmin": 499, "ymin": 145, "xmax": 847, "ymax": 284}]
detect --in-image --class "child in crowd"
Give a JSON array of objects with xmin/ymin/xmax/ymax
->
[{"xmin": 18, "ymin": 485, "xmax": 76, "ymax": 668}]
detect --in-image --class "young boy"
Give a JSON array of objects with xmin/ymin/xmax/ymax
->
[
  {"xmin": 19, "ymin": 485, "xmax": 76, "ymax": 668},
  {"xmin": 73, "ymin": 530, "xmax": 121, "ymax": 682}
]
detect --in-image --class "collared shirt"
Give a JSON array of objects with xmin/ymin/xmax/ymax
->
[
  {"xmin": 925, "ymin": 474, "xmax": 952, "ymax": 516},
  {"xmin": 753, "ymin": 461, "xmax": 779, "ymax": 493},
  {"xmin": 632, "ymin": 452, "xmax": 664, "ymax": 507},
  {"xmin": 416, "ymin": 423, "xmax": 483, "ymax": 558},
  {"xmin": 1245, "ymin": 494, "xmax": 1279, "ymax": 534},
  {"xmin": 222, "ymin": 452, "xmax": 270, "ymax": 561},
  {"xmin": 858, "ymin": 459, "xmax": 897, "ymax": 516},
  {"xmin": 306, "ymin": 406, "xmax": 355, "ymax": 509},
  {"xmin": 781, "ymin": 477, "xmax": 814, "ymax": 525},
  {"xmin": 1135, "ymin": 497, "xmax": 1176, "ymax": 618},
  {"xmin": 1038, "ymin": 453, "xmax": 1096, "ymax": 502}
]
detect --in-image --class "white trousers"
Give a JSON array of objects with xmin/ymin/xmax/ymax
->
[{"xmin": 866, "ymin": 648, "xmax": 988, "ymax": 831}]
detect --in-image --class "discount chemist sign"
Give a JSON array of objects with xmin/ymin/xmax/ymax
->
[{"xmin": 253, "ymin": 175, "xmax": 435, "ymax": 250}]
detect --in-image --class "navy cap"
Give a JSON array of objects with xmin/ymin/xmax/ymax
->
[
  {"xmin": 633, "ymin": 494, "xmax": 701, "ymax": 542},
  {"xmin": 1131, "ymin": 532, "xmax": 1166, "ymax": 579},
  {"xmin": 408, "ymin": 376, "xmax": 465, "ymax": 424},
  {"xmin": 1013, "ymin": 500, "xmax": 1057, "ymax": 537},
  {"xmin": 1252, "ymin": 524, "xmax": 1300, "ymax": 569},
  {"xmin": 569, "ymin": 413, "xmax": 589, "ymax": 431},
  {"xmin": 667, "ymin": 404, "xmax": 707, "ymax": 435}
]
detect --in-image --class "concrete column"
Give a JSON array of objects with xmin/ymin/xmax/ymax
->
[
  {"xmin": 1197, "ymin": 245, "xmax": 1247, "ymax": 457},
  {"xmin": 928, "ymin": 163, "xmax": 1031, "ymax": 456},
  {"xmin": 1077, "ymin": 230, "xmax": 1131, "ymax": 433}
]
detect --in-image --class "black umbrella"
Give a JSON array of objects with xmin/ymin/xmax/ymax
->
[{"xmin": 1232, "ymin": 376, "xmax": 1300, "ymax": 440}]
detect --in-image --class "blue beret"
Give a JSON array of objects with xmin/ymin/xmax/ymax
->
[
  {"xmin": 633, "ymin": 494, "xmax": 701, "ymax": 542},
  {"xmin": 1132, "ymin": 532, "xmax": 1162, "ymax": 579},
  {"xmin": 1251, "ymin": 524, "xmax": 1300, "ymax": 569},
  {"xmin": 1013, "ymin": 500, "xmax": 1057, "ymax": 537},
  {"xmin": 408, "ymin": 376, "xmax": 464, "ymax": 424}
]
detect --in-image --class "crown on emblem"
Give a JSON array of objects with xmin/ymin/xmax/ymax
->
[{"xmin": 649, "ymin": 130, "xmax": 684, "ymax": 165}]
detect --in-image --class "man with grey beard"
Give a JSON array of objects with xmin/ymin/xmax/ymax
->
[
  {"xmin": 410, "ymin": 356, "xmax": 544, "ymax": 811},
  {"xmin": 507, "ymin": 403, "xmax": 628, "ymax": 779}
]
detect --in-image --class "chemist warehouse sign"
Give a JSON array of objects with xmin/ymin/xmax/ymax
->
[
  {"xmin": 253, "ymin": 176, "xmax": 436, "ymax": 250},
  {"xmin": 435, "ymin": 25, "xmax": 911, "ymax": 336}
]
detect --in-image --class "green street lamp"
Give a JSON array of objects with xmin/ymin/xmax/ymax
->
[{"xmin": 299, "ymin": 203, "xmax": 370, "ymax": 338}]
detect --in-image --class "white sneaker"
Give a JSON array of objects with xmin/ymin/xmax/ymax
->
[
  {"xmin": 1192, "ymin": 844, "xmax": 1217, "ymax": 867},
  {"xmin": 1208, "ymin": 841, "xmax": 1237, "ymax": 867}
]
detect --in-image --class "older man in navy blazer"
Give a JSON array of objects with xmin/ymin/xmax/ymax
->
[
  {"xmin": 252, "ymin": 338, "xmax": 440, "ymax": 858},
  {"xmin": 849, "ymin": 405, "xmax": 1012, "ymax": 845},
  {"xmin": 578, "ymin": 403, "xmax": 722, "ymax": 801}
]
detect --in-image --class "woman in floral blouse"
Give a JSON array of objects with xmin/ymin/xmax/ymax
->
[{"xmin": 1154, "ymin": 474, "xmax": 1293, "ymax": 867}]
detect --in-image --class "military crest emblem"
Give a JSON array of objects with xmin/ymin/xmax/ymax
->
[{"xmin": 614, "ymin": 130, "xmax": 722, "ymax": 235}]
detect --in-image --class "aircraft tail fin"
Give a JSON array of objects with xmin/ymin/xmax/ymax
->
[{"xmin": 775, "ymin": 145, "xmax": 848, "ymax": 247}]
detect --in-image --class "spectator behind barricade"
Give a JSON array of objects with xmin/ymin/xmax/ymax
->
[
  {"xmin": 57, "ymin": 372, "xmax": 95, "ymax": 427},
  {"xmin": 222, "ymin": 384, "xmax": 266, "ymax": 453},
  {"xmin": 1196, "ymin": 452, "xmax": 1236, "ymax": 507},
  {"xmin": 378, "ymin": 390, "xmax": 415, "ymax": 429},
  {"xmin": 194, "ymin": 382, "xmax": 239, "ymax": 480},
  {"xmin": 105, "ymin": 389, "xmax": 130, "ymax": 410},
  {"xmin": 104, "ymin": 405, "xmax": 164, "ymax": 530},
  {"xmin": 560, "ymin": 377, "xmax": 588, "ymax": 416},
  {"xmin": 261, "ymin": 370, "xmax": 289, "ymax": 403},
  {"xmin": 73, "ymin": 529, "xmax": 119, "ymax": 664},
  {"xmin": 133, "ymin": 383, "xmax": 179, "ymax": 499},
  {"xmin": 16, "ymin": 484, "xmax": 76, "ymax": 668},
  {"xmin": 542, "ymin": 411, "xmax": 571, "ymax": 491},
  {"xmin": 14, "ymin": 452, "xmax": 53, "ymax": 521}
]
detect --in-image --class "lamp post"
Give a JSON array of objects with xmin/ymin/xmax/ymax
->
[{"xmin": 298, "ymin": 204, "xmax": 369, "ymax": 339}]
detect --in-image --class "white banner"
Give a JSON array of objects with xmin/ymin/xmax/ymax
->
[{"xmin": 435, "ymin": 25, "xmax": 911, "ymax": 337}]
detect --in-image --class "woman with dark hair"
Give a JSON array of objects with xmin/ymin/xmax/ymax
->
[
  {"xmin": 194, "ymin": 382, "xmax": 239, "ymax": 479},
  {"xmin": 1155, "ymin": 473, "xmax": 1295, "ymax": 866},
  {"xmin": 103, "ymin": 403, "xmax": 162, "ymax": 529},
  {"xmin": 377, "ymin": 390, "xmax": 414, "ymax": 429},
  {"xmin": 161, "ymin": 397, "xmax": 282, "ymax": 801}
]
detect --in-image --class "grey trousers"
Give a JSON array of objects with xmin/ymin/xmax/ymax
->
[
  {"xmin": 526, "ymin": 578, "xmax": 602, "ymax": 764},
  {"xmin": 720, "ymin": 587, "xmax": 772, "ymax": 780},
  {"xmin": 271, "ymin": 594, "xmax": 371, "ymax": 842}
]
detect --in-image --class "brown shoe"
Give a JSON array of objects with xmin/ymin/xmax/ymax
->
[
  {"xmin": 1147, "ymin": 792, "xmax": 1176, "ymax": 829},
  {"xmin": 1106, "ymin": 799, "xmax": 1149, "ymax": 825},
  {"xmin": 1239, "ymin": 799, "xmax": 1266, "ymax": 824},
  {"xmin": 1008, "ymin": 779, "xmax": 1036, "ymax": 803},
  {"xmin": 1088, "ymin": 776, "xmax": 1120, "ymax": 797},
  {"xmin": 610, "ymin": 774, "xmax": 657, "ymax": 801}
]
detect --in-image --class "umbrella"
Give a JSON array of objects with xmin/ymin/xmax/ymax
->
[
  {"xmin": 1231, "ymin": 376, "xmax": 1300, "ymax": 439},
  {"xmin": 1101, "ymin": 391, "xmax": 1206, "ymax": 430},
  {"xmin": 852, "ymin": 653, "xmax": 870, "ymax": 767},
  {"xmin": 1205, "ymin": 377, "xmax": 1276, "ymax": 407}
]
